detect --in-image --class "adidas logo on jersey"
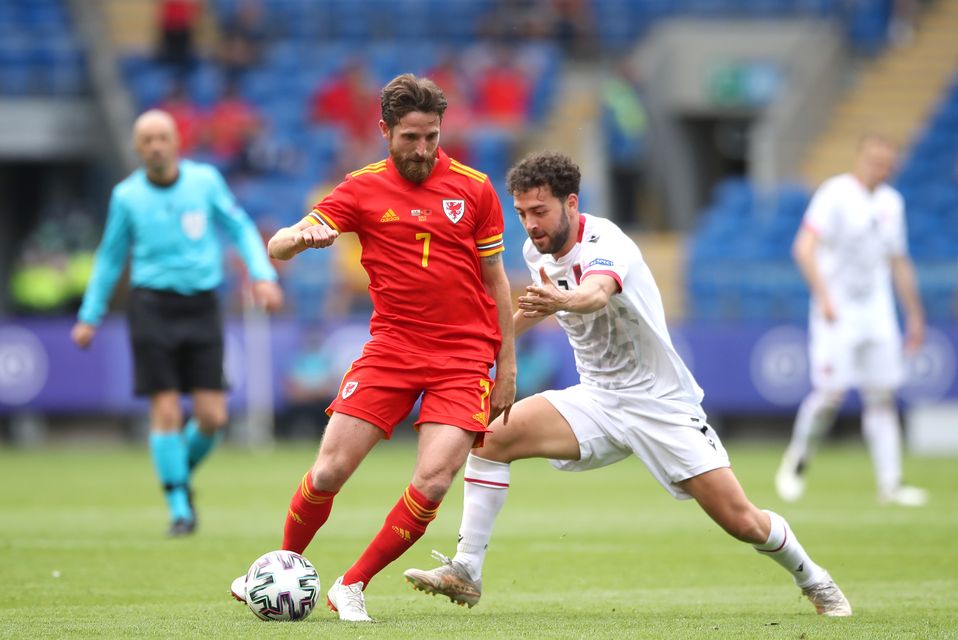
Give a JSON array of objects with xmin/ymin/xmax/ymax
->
[{"xmin": 380, "ymin": 209, "xmax": 400, "ymax": 223}]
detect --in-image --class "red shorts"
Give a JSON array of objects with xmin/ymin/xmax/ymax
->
[{"xmin": 326, "ymin": 339, "xmax": 494, "ymax": 445}]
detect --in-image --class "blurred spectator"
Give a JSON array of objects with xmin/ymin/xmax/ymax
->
[
  {"xmin": 602, "ymin": 60, "xmax": 649, "ymax": 228},
  {"xmin": 157, "ymin": 80, "xmax": 205, "ymax": 154},
  {"xmin": 889, "ymin": 0, "xmax": 918, "ymax": 45},
  {"xmin": 549, "ymin": 0, "xmax": 596, "ymax": 57},
  {"xmin": 217, "ymin": 0, "xmax": 268, "ymax": 81},
  {"xmin": 479, "ymin": 0, "xmax": 537, "ymax": 41},
  {"xmin": 309, "ymin": 60, "xmax": 380, "ymax": 164},
  {"xmin": 239, "ymin": 126, "xmax": 304, "ymax": 177},
  {"xmin": 207, "ymin": 81, "xmax": 261, "ymax": 171},
  {"xmin": 473, "ymin": 47, "xmax": 531, "ymax": 132},
  {"xmin": 479, "ymin": 0, "xmax": 593, "ymax": 53},
  {"xmin": 157, "ymin": 0, "xmax": 200, "ymax": 75},
  {"xmin": 9, "ymin": 205, "xmax": 98, "ymax": 315}
]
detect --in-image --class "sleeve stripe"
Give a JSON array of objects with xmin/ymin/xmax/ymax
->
[
  {"xmin": 315, "ymin": 210, "xmax": 341, "ymax": 232},
  {"xmin": 350, "ymin": 166, "xmax": 388, "ymax": 178},
  {"xmin": 476, "ymin": 237, "xmax": 504, "ymax": 252},
  {"xmin": 476, "ymin": 233, "xmax": 503, "ymax": 245},
  {"xmin": 478, "ymin": 245, "xmax": 505, "ymax": 257},
  {"xmin": 450, "ymin": 159, "xmax": 488, "ymax": 180},
  {"xmin": 350, "ymin": 160, "xmax": 387, "ymax": 177},
  {"xmin": 582, "ymin": 269, "xmax": 623, "ymax": 293},
  {"xmin": 303, "ymin": 211, "xmax": 323, "ymax": 226},
  {"xmin": 450, "ymin": 164, "xmax": 487, "ymax": 183}
]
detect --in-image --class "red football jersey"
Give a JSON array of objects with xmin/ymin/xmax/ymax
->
[{"xmin": 304, "ymin": 148, "xmax": 505, "ymax": 364}]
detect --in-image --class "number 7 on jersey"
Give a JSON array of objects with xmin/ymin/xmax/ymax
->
[{"xmin": 416, "ymin": 232, "xmax": 431, "ymax": 268}]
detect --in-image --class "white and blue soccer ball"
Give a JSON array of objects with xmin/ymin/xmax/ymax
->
[{"xmin": 244, "ymin": 550, "xmax": 319, "ymax": 621}]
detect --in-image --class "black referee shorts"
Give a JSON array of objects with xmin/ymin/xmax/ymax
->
[{"xmin": 127, "ymin": 288, "xmax": 227, "ymax": 396}]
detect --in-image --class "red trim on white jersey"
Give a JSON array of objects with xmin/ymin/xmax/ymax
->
[{"xmin": 583, "ymin": 269, "xmax": 623, "ymax": 293}]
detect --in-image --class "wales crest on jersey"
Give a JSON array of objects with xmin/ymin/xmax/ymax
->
[
  {"xmin": 442, "ymin": 199, "xmax": 465, "ymax": 224},
  {"xmin": 341, "ymin": 381, "xmax": 359, "ymax": 399}
]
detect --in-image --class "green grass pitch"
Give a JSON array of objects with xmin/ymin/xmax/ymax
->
[{"xmin": 1, "ymin": 441, "xmax": 955, "ymax": 639}]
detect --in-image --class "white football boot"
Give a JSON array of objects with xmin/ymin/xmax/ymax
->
[
  {"xmin": 404, "ymin": 550, "xmax": 482, "ymax": 607},
  {"xmin": 775, "ymin": 451, "xmax": 806, "ymax": 503},
  {"xmin": 230, "ymin": 575, "xmax": 246, "ymax": 602},
  {"xmin": 801, "ymin": 574, "xmax": 852, "ymax": 616},
  {"xmin": 326, "ymin": 576, "xmax": 372, "ymax": 622},
  {"xmin": 878, "ymin": 484, "xmax": 928, "ymax": 507}
]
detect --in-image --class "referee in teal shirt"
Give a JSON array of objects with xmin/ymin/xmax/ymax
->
[{"xmin": 72, "ymin": 110, "xmax": 284, "ymax": 536}]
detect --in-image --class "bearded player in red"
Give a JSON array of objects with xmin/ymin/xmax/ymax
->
[{"xmin": 230, "ymin": 74, "xmax": 516, "ymax": 622}]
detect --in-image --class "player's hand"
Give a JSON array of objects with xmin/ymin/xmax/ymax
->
[
  {"xmin": 297, "ymin": 224, "xmax": 339, "ymax": 250},
  {"xmin": 71, "ymin": 322, "xmax": 96, "ymax": 349},
  {"xmin": 489, "ymin": 371, "xmax": 516, "ymax": 426},
  {"xmin": 819, "ymin": 296, "xmax": 837, "ymax": 323},
  {"xmin": 517, "ymin": 267, "xmax": 571, "ymax": 318},
  {"xmin": 905, "ymin": 314, "xmax": 925, "ymax": 353},
  {"xmin": 252, "ymin": 280, "xmax": 284, "ymax": 313}
]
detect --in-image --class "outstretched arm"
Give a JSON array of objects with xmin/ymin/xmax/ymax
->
[
  {"xmin": 513, "ymin": 308, "xmax": 547, "ymax": 337},
  {"xmin": 268, "ymin": 218, "xmax": 340, "ymax": 260},
  {"xmin": 518, "ymin": 267, "xmax": 617, "ymax": 318}
]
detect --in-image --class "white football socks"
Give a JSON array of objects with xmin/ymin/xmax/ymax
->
[
  {"xmin": 754, "ymin": 510, "xmax": 828, "ymax": 588},
  {"xmin": 453, "ymin": 453, "xmax": 511, "ymax": 580},
  {"xmin": 862, "ymin": 393, "xmax": 903, "ymax": 495},
  {"xmin": 785, "ymin": 390, "xmax": 841, "ymax": 467}
]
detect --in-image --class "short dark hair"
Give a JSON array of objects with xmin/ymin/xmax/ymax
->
[
  {"xmin": 506, "ymin": 152, "xmax": 581, "ymax": 200},
  {"xmin": 380, "ymin": 74, "xmax": 447, "ymax": 128}
]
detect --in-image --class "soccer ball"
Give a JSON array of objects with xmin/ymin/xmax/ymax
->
[{"xmin": 243, "ymin": 550, "xmax": 319, "ymax": 621}]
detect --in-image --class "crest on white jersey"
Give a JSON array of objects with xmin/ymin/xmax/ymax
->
[
  {"xmin": 181, "ymin": 210, "xmax": 207, "ymax": 240},
  {"xmin": 443, "ymin": 199, "xmax": 465, "ymax": 224}
]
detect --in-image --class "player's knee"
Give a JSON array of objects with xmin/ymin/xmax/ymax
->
[
  {"xmin": 815, "ymin": 389, "xmax": 846, "ymax": 413},
  {"xmin": 195, "ymin": 406, "xmax": 228, "ymax": 431},
  {"xmin": 861, "ymin": 387, "xmax": 895, "ymax": 409},
  {"xmin": 152, "ymin": 408, "xmax": 182, "ymax": 431},
  {"xmin": 476, "ymin": 436, "xmax": 518, "ymax": 463},
  {"xmin": 308, "ymin": 464, "xmax": 349, "ymax": 493},
  {"xmin": 411, "ymin": 468, "xmax": 457, "ymax": 503}
]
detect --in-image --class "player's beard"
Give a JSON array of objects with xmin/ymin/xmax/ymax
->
[
  {"xmin": 391, "ymin": 148, "xmax": 437, "ymax": 183},
  {"xmin": 531, "ymin": 202, "xmax": 572, "ymax": 255}
]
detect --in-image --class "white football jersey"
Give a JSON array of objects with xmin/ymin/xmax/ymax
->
[
  {"xmin": 802, "ymin": 173, "xmax": 907, "ymax": 337},
  {"xmin": 523, "ymin": 214, "xmax": 704, "ymax": 410}
]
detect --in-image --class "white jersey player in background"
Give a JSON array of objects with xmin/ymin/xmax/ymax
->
[
  {"xmin": 776, "ymin": 134, "xmax": 927, "ymax": 507},
  {"xmin": 404, "ymin": 152, "xmax": 851, "ymax": 616}
]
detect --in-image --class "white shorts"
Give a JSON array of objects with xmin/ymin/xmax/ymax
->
[
  {"xmin": 809, "ymin": 321, "xmax": 903, "ymax": 391},
  {"xmin": 539, "ymin": 384, "xmax": 730, "ymax": 500}
]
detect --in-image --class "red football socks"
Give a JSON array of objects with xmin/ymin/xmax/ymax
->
[
  {"xmin": 342, "ymin": 484, "xmax": 440, "ymax": 588},
  {"xmin": 282, "ymin": 472, "xmax": 337, "ymax": 555}
]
